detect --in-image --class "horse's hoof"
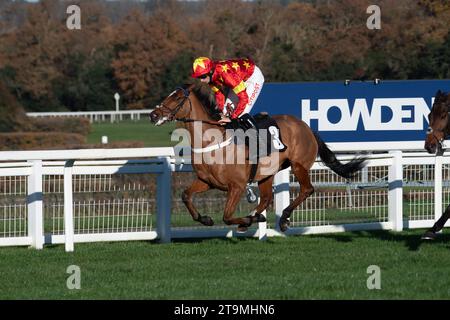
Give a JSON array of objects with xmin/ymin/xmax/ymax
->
[
  {"xmin": 247, "ymin": 214, "xmax": 266, "ymax": 224},
  {"xmin": 199, "ymin": 215, "xmax": 214, "ymax": 226},
  {"xmin": 279, "ymin": 218, "xmax": 290, "ymax": 232},
  {"xmin": 237, "ymin": 225, "xmax": 248, "ymax": 233},
  {"xmin": 254, "ymin": 213, "xmax": 266, "ymax": 223},
  {"xmin": 421, "ymin": 231, "xmax": 437, "ymax": 240}
]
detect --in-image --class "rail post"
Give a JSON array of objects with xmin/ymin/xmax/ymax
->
[
  {"xmin": 27, "ymin": 160, "xmax": 44, "ymax": 249},
  {"xmin": 388, "ymin": 151, "xmax": 403, "ymax": 231},
  {"xmin": 258, "ymin": 192, "xmax": 267, "ymax": 240},
  {"xmin": 156, "ymin": 157, "xmax": 172, "ymax": 243},
  {"xmin": 274, "ymin": 167, "xmax": 291, "ymax": 232},
  {"xmin": 64, "ymin": 160, "xmax": 75, "ymax": 252},
  {"xmin": 434, "ymin": 154, "xmax": 443, "ymax": 223}
]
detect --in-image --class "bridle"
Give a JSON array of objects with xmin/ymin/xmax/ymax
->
[
  {"xmin": 427, "ymin": 126, "xmax": 446, "ymax": 144},
  {"xmin": 157, "ymin": 87, "xmax": 222, "ymax": 126},
  {"xmin": 156, "ymin": 87, "xmax": 192, "ymax": 121},
  {"xmin": 427, "ymin": 110, "xmax": 450, "ymax": 150}
]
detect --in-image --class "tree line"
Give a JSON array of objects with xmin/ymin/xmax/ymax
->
[{"xmin": 0, "ymin": 0, "xmax": 449, "ymax": 113}]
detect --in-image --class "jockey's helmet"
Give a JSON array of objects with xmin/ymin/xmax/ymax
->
[{"xmin": 191, "ymin": 57, "xmax": 213, "ymax": 78}]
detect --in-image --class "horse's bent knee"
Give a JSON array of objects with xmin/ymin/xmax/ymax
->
[
  {"xmin": 223, "ymin": 218, "xmax": 233, "ymax": 225},
  {"xmin": 264, "ymin": 197, "xmax": 273, "ymax": 207},
  {"xmin": 300, "ymin": 186, "xmax": 314, "ymax": 198}
]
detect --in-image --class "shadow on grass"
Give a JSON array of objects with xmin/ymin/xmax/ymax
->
[
  {"xmin": 170, "ymin": 236, "xmax": 259, "ymax": 245},
  {"xmin": 162, "ymin": 228, "xmax": 450, "ymax": 252},
  {"xmin": 306, "ymin": 229, "xmax": 450, "ymax": 252}
]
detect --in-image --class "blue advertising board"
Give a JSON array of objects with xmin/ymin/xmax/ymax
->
[{"xmin": 253, "ymin": 80, "xmax": 450, "ymax": 143}]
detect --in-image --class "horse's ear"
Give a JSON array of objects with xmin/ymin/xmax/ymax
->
[{"xmin": 436, "ymin": 90, "xmax": 443, "ymax": 97}]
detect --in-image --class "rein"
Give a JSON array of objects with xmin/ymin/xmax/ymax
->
[{"xmin": 177, "ymin": 117, "xmax": 222, "ymax": 126}]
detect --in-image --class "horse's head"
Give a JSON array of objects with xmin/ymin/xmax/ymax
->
[
  {"xmin": 150, "ymin": 84, "xmax": 222, "ymax": 126},
  {"xmin": 149, "ymin": 86, "xmax": 192, "ymax": 126},
  {"xmin": 425, "ymin": 90, "xmax": 450, "ymax": 154}
]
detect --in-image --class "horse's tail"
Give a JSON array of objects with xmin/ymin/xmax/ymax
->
[{"xmin": 313, "ymin": 132, "xmax": 366, "ymax": 179}]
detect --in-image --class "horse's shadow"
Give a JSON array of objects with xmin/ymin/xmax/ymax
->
[
  {"xmin": 168, "ymin": 229, "xmax": 450, "ymax": 251},
  {"xmin": 308, "ymin": 229, "xmax": 450, "ymax": 251}
]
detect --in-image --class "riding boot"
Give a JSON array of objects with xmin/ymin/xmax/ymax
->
[
  {"xmin": 240, "ymin": 113, "xmax": 258, "ymax": 131},
  {"xmin": 239, "ymin": 114, "xmax": 259, "ymax": 163}
]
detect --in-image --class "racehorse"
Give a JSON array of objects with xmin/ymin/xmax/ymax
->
[
  {"xmin": 423, "ymin": 90, "xmax": 450, "ymax": 240},
  {"xmin": 149, "ymin": 83, "xmax": 366, "ymax": 232}
]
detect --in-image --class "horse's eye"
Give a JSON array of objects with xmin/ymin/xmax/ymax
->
[{"xmin": 426, "ymin": 127, "xmax": 432, "ymax": 134}]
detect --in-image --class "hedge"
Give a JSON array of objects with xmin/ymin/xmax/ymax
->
[
  {"xmin": 0, "ymin": 132, "xmax": 86, "ymax": 151},
  {"xmin": 0, "ymin": 133, "xmax": 145, "ymax": 151},
  {"xmin": 30, "ymin": 117, "xmax": 91, "ymax": 135}
]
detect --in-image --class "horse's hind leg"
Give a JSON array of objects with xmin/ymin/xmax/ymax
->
[
  {"xmin": 279, "ymin": 163, "xmax": 314, "ymax": 232},
  {"xmin": 247, "ymin": 177, "xmax": 274, "ymax": 225},
  {"xmin": 182, "ymin": 179, "xmax": 214, "ymax": 226}
]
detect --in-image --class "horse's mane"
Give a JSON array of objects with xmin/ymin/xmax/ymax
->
[
  {"xmin": 435, "ymin": 90, "xmax": 450, "ymax": 103},
  {"xmin": 183, "ymin": 83, "xmax": 222, "ymax": 121},
  {"xmin": 432, "ymin": 90, "xmax": 450, "ymax": 115}
]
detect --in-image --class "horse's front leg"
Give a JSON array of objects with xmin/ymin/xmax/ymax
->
[
  {"xmin": 246, "ymin": 176, "xmax": 274, "ymax": 225},
  {"xmin": 182, "ymin": 179, "xmax": 214, "ymax": 226},
  {"xmin": 422, "ymin": 204, "xmax": 450, "ymax": 240},
  {"xmin": 222, "ymin": 184, "xmax": 251, "ymax": 232}
]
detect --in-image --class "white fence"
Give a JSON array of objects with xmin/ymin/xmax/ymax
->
[
  {"xmin": 27, "ymin": 110, "xmax": 154, "ymax": 123},
  {"xmin": 0, "ymin": 142, "xmax": 449, "ymax": 252}
]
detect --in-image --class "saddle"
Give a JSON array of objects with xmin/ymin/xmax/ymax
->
[
  {"xmin": 226, "ymin": 112, "xmax": 287, "ymax": 182},
  {"xmin": 252, "ymin": 112, "xmax": 287, "ymax": 155}
]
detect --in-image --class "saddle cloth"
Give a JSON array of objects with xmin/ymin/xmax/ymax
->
[
  {"xmin": 229, "ymin": 112, "xmax": 287, "ymax": 161},
  {"xmin": 253, "ymin": 112, "xmax": 287, "ymax": 157}
]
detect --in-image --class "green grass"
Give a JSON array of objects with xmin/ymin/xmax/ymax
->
[
  {"xmin": 87, "ymin": 120, "xmax": 177, "ymax": 147},
  {"xmin": 1, "ymin": 229, "xmax": 450, "ymax": 299},
  {"xmin": 45, "ymin": 121, "xmax": 450, "ymax": 299}
]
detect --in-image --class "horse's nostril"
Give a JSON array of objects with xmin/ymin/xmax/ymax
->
[{"xmin": 149, "ymin": 112, "xmax": 158, "ymax": 122}]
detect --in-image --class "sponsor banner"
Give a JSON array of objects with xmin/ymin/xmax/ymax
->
[{"xmin": 253, "ymin": 80, "xmax": 450, "ymax": 143}]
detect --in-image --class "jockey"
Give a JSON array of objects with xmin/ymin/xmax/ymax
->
[
  {"xmin": 191, "ymin": 57, "xmax": 264, "ymax": 129},
  {"xmin": 191, "ymin": 57, "xmax": 284, "ymax": 202}
]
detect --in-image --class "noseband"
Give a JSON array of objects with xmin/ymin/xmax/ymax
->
[{"xmin": 427, "ymin": 111, "xmax": 450, "ymax": 149}]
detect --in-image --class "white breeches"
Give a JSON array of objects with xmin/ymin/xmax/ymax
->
[{"xmin": 223, "ymin": 66, "xmax": 264, "ymax": 117}]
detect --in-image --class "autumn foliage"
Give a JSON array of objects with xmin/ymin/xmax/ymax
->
[{"xmin": 0, "ymin": 0, "xmax": 449, "ymax": 113}]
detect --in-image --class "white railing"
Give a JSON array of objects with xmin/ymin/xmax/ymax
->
[
  {"xmin": 0, "ymin": 143, "xmax": 449, "ymax": 252},
  {"xmin": 27, "ymin": 110, "xmax": 154, "ymax": 123}
]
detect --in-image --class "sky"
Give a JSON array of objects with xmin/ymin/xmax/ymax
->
[{"xmin": 23, "ymin": 0, "xmax": 203, "ymax": 2}]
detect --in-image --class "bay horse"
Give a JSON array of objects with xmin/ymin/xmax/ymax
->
[
  {"xmin": 149, "ymin": 83, "xmax": 366, "ymax": 232},
  {"xmin": 422, "ymin": 90, "xmax": 450, "ymax": 240}
]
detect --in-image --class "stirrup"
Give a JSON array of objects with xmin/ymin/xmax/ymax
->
[{"xmin": 246, "ymin": 185, "xmax": 258, "ymax": 203}]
